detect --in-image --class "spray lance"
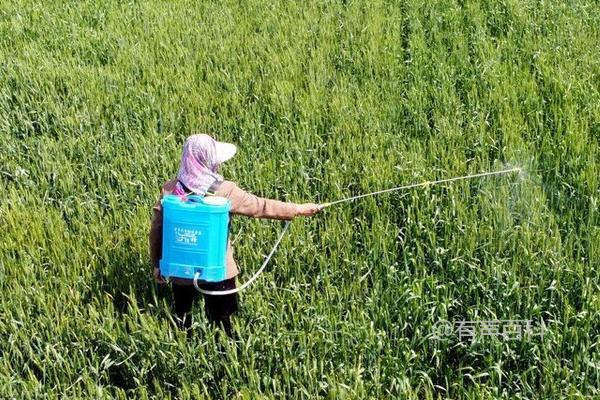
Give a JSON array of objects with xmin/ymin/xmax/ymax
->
[
  {"xmin": 159, "ymin": 167, "xmax": 521, "ymax": 295},
  {"xmin": 319, "ymin": 167, "xmax": 521, "ymax": 209}
]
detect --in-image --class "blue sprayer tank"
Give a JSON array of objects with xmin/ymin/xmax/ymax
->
[{"xmin": 159, "ymin": 194, "xmax": 231, "ymax": 282}]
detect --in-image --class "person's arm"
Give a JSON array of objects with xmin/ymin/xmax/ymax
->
[
  {"xmin": 218, "ymin": 181, "xmax": 320, "ymax": 220},
  {"xmin": 148, "ymin": 197, "xmax": 166, "ymax": 283}
]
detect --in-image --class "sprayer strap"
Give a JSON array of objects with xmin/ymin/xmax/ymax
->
[
  {"xmin": 194, "ymin": 220, "xmax": 292, "ymax": 296},
  {"xmin": 176, "ymin": 180, "xmax": 220, "ymax": 197},
  {"xmin": 204, "ymin": 182, "xmax": 220, "ymax": 197}
]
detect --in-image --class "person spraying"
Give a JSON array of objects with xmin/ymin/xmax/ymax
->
[{"xmin": 148, "ymin": 134, "xmax": 321, "ymax": 337}]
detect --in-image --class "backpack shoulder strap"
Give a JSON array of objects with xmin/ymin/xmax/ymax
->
[{"xmin": 205, "ymin": 181, "xmax": 223, "ymax": 197}]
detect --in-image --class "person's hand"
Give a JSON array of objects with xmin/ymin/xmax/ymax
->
[
  {"xmin": 296, "ymin": 203, "xmax": 323, "ymax": 217},
  {"xmin": 153, "ymin": 267, "xmax": 166, "ymax": 284}
]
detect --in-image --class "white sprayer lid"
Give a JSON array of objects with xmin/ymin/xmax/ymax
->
[{"xmin": 203, "ymin": 196, "xmax": 228, "ymax": 206}]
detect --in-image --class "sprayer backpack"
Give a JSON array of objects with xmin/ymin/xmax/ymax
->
[{"xmin": 159, "ymin": 194, "xmax": 231, "ymax": 282}]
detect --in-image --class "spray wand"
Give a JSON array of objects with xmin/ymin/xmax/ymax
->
[
  {"xmin": 195, "ymin": 167, "xmax": 521, "ymax": 295},
  {"xmin": 320, "ymin": 167, "xmax": 521, "ymax": 209}
]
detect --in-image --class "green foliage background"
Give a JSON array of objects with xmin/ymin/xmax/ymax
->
[{"xmin": 0, "ymin": 0, "xmax": 598, "ymax": 398}]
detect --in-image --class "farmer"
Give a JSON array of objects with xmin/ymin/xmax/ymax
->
[{"xmin": 149, "ymin": 134, "xmax": 321, "ymax": 337}]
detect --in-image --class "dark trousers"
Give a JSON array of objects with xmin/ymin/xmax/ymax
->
[{"xmin": 172, "ymin": 277, "xmax": 238, "ymax": 338}]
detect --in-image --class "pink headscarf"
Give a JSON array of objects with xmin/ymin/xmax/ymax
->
[{"xmin": 174, "ymin": 134, "xmax": 224, "ymax": 196}]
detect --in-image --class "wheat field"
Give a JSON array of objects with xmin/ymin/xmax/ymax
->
[{"xmin": 0, "ymin": 0, "xmax": 598, "ymax": 398}]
